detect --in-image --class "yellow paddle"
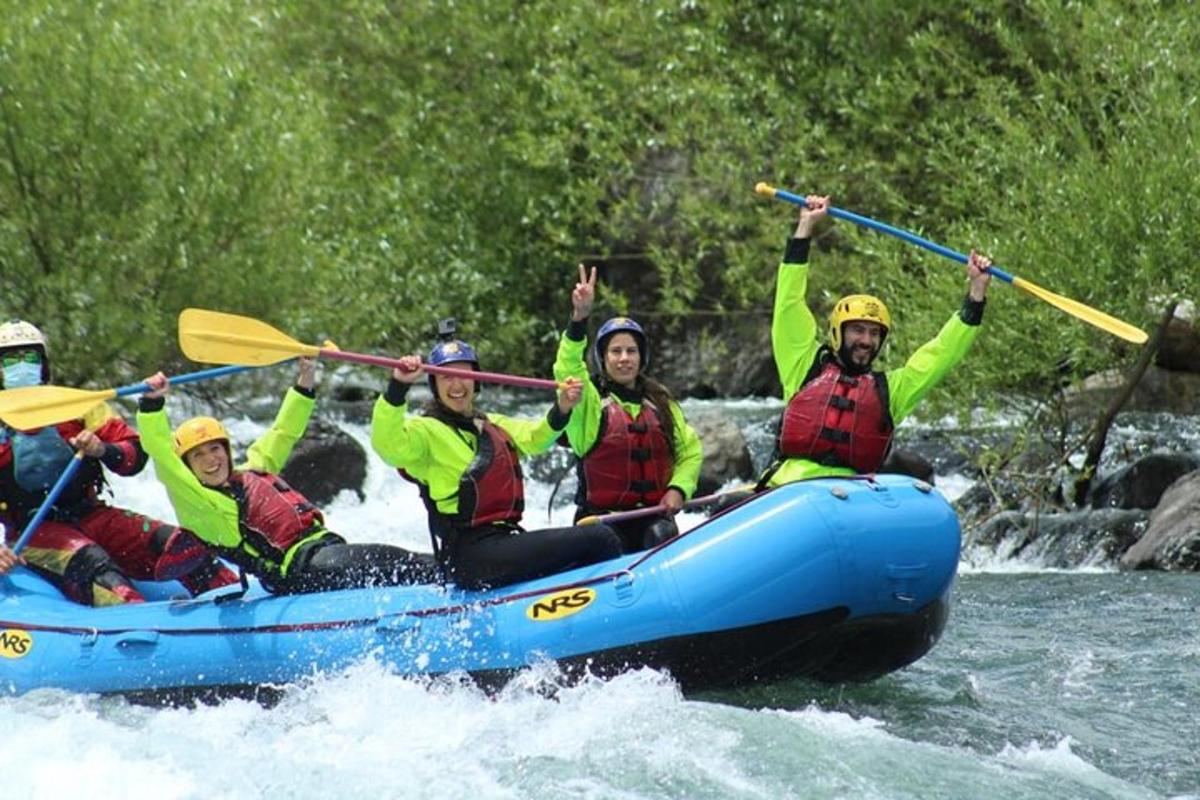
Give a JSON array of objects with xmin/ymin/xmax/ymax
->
[
  {"xmin": 0, "ymin": 365, "xmax": 254, "ymax": 431},
  {"xmin": 179, "ymin": 309, "xmax": 562, "ymax": 390},
  {"xmin": 755, "ymin": 182, "xmax": 1148, "ymax": 345}
]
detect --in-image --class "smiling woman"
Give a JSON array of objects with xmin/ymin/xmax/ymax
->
[
  {"xmin": 173, "ymin": 417, "xmax": 233, "ymax": 487},
  {"xmin": 370, "ymin": 329, "xmax": 623, "ymax": 590},
  {"xmin": 135, "ymin": 359, "xmax": 438, "ymax": 595},
  {"xmin": 552, "ymin": 265, "xmax": 705, "ymax": 554}
]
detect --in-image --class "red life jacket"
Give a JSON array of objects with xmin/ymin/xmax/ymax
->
[
  {"xmin": 778, "ymin": 361, "xmax": 894, "ymax": 473},
  {"xmin": 455, "ymin": 420, "xmax": 524, "ymax": 528},
  {"xmin": 228, "ymin": 470, "xmax": 323, "ymax": 565},
  {"xmin": 581, "ymin": 398, "xmax": 674, "ymax": 510}
]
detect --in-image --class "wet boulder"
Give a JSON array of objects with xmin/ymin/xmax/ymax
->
[
  {"xmin": 1120, "ymin": 471, "xmax": 1200, "ymax": 572},
  {"xmin": 1064, "ymin": 365, "xmax": 1200, "ymax": 417},
  {"xmin": 888, "ymin": 428, "xmax": 976, "ymax": 479},
  {"xmin": 654, "ymin": 318, "xmax": 779, "ymax": 398},
  {"xmin": 1089, "ymin": 453, "xmax": 1200, "ymax": 510},
  {"xmin": 967, "ymin": 507, "xmax": 1149, "ymax": 568},
  {"xmin": 280, "ymin": 417, "xmax": 367, "ymax": 505}
]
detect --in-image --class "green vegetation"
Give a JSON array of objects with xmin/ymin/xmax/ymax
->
[{"xmin": 2, "ymin": 0, "xmax": 1197, "ymax": 410}]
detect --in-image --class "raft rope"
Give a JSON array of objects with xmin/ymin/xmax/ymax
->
[{"xmin": 1, "ymin": 476, "xmax": 884, "ymax": 638}]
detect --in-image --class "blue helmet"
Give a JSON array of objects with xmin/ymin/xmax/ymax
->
[
  {"xmin": 427, "ymin": 339, "xmax": 480, "ymax": 394},
  {"xmin": 428, "ymin": 339, "xmax": 479, "ymax": 368},
  {"xmin": 594, "ymin": 316, "xmax": 649, "ymax": 371}
]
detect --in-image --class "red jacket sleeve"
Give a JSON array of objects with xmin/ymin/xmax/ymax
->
[{"xmin": 87, "ymin": 416, "xmax": 149, "ymax": 476}]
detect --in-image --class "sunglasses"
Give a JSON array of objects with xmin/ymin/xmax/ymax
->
[{"xmin": 1, "ymin": 351, "xmax": 41, "ymax": 368}]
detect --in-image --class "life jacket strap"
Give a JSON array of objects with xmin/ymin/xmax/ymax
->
[{"xmin": 819, "ymin": 427, "xmax": 852, "ymax": 445}]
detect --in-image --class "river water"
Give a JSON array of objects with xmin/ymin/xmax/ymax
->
[{"xmin": 3, "ymin": 399, "xmax": 1197, "ymax": 799}]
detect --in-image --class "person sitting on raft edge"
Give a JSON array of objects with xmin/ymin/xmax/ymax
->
[
  {"xmin": 553, "ymin": 264, "xmax": 704, "ymax": 553},
  {"xmin": 136, "ymin": 357, "xmax": 439, "ymax": 594},
  {"xmin": 759, "ymin": 194, "xmax": 992, "ymax": 488},
  {"xmin": 370, "ymin": 332, "xmax": 623, "ymax": 590},
  {"xmin": 0, "ymin": 319, "xmax": 237, "ymax": 604}
]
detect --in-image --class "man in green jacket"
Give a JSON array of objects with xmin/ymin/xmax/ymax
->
[{"xmin": 763, "ymin": 194, "xmax": 992, "ymax": 487}]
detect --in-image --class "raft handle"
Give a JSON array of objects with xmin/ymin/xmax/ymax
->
[{"xmin": 115, "ymin": 630, "xmax": 160, "ymax": 650}]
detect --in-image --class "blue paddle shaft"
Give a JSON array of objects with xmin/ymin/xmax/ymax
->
[
  {"xmin": 10, "ymin": 363, "xmax": 264, "ymax": 555},
  {"xmin": 112, "ymin": 364, "xmax": 258, "ymax": 399},
  {"xmin": 12, "ymin": 452, "xmax": 85, "ymax": 554},
  {"xmin": 770, "ymin": 187, "xmax": 1015, "ymax": 284}
]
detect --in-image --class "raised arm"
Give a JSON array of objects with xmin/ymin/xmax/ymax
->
[
  {"xmin": 772, "ymin": 196, "xmax": 829, "ymax": 398},
  {"xmin": 886, "ymin": 250, "xmax": 992, "ymax": 422},
  {"xmin": 370, "ymin": 355, "xmax": 433, "ymax": 468}
]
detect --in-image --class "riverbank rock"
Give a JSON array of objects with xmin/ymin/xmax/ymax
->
[
  {"xmin": 880, "ymin": 448, "xmax": 935, "ymax": 483},
  {"xmin": 1064, "ymin": 364, "xmax": 1200, "ymax": 417},
  {"xmin": 1119, "ymin": 471, "xmax": 1200, "ymax": 571},
  {"xmin": 889, "ymin": 428, "xmax": 977, "ymax": 479},
  {"xmin": 280, "ymin": 417, "xmax": 368, "ymax": 505},
  {"xmin": 319, "ymin": 381, "xmax": 383, "ymax": 424},
  {"xmin": 652, "ymin": 316, "xmax": 778, "ymax": 398},
  {"xmin": 1156, "ymin": 316, "xmax": 1200, "ymax": 373}
]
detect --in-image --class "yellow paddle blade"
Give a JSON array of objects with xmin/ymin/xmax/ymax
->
[
  {"xmin": 179, "ymin": 308, "xmax": 320, "ymax": 366},
  {"xmin": 1011, "ymin": 277, "xmax": 1148, "ymax": 345},
  {"xmin": 0, "ymin": 385, "xmax": 116, "ymax": 430}
]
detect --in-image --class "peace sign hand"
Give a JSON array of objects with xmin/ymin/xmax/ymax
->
[{"xmin": 572, "ymin": 263, "xmax": 597, "ymax": 322}]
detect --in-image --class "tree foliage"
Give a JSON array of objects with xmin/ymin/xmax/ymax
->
[{"xmin": 1, "ymin": 0, "xmax": 1196, "ymax": 407}]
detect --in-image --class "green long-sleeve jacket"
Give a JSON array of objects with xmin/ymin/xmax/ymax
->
[
  {"xmin": 553, "ymin": 325, "xmax": 702, "ymax": 502},
  {"xmin": 768, "ymin": 240, "xmax": 982, "ymax": 487},
  {"xmin": 137, "ymin": 386, "xmax": 318, "ymax": 576},
  {"xmin": 370, "ymin": 383, "xmax": 568, "ymax": 520}
]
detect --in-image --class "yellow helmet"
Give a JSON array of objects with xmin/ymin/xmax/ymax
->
[
  {"xmin": 829, "ymin": 294, "xmax": 891, "ymax": 351},
  {"xmin": 173, "ymin": 416, "xmax": 230, "ymax": 458}
]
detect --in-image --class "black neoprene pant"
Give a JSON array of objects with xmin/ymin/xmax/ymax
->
[
  {"xmin": 276, "ymin": 543, "xmax": 441, "ymax": 594},
  {"xmin": 574, "ymin": 512, "xmax": 679, "ymax": 554},
  {"xmin": 445, "ymin": 523, "xmax": 622, "ymax": 590}
]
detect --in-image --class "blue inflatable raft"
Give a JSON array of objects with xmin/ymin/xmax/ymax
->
[{"xmin": 0, "ymin": 475, "xmax": 960, "ymax": 700}]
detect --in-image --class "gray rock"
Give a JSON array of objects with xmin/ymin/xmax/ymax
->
[
  {"xmin": 888, "ymin": 429, "xmax": 976, "ymax": 478},
  {"xmin": 689, "ymin": 410, "xmax": 754, "ymax": 495},
  {"xmin": 881, "ymin": 448, "xmax": 935, "ymax": 483},
  {"xmin": 653, "ymin": 317, "xmax": 778, "ymax": 398},
  {"xmin": 1064, "ymin": 365, "xmax": 1200, "ymax": 417},
  {"xmin": 1120, "ymin": 471, "xmax": 1200, "ymax": 571},
  {"xmin": 1156, "ymin": 317, "xmax": 1200, "ymax": 373},
  {"xmin": 968, "ymin": 507, "xmax": 1149, "ymax": 568}
]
